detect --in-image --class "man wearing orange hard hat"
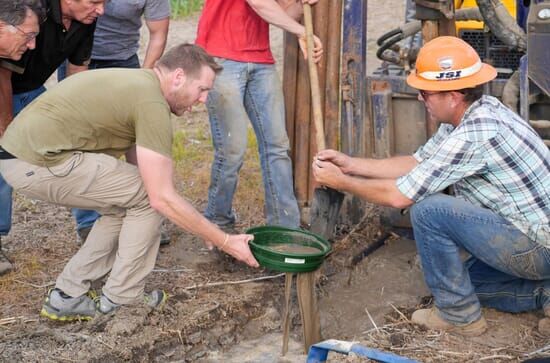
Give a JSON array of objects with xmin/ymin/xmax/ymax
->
[{"xmin": 312, "ymin": 36, "xmax": 549, "ymax": 336}]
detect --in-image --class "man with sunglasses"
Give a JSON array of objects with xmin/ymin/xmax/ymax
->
[
  {"xmin": 0, "ymin": 0, "xmax": 44, "ymax": 275},
  {"xmin": 0, "ymin": 0, "xmax": 105, "ymax": 275},
  {"xmin": 313, "ymin": 36, "xmax": 549, "ymax": 336}
]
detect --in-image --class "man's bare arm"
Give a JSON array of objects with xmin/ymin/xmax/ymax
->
[
  {"xmin": 316, "ymin": 149, "xmax": 419, "ymax": 179},
  {"xmin": 0, "ymin": 67, "xmax": 14, "ymax": 136},
  {"xmin": 142, "ymin": 18, "xmax": 169, "ymax": 69},
  {"xmin": 247, "ymin": 0, "xmax": 306, "ymax": 35},
  {"xmin": 276, "ymin": 0, "xmax": 302, "ymax": 20},
  {"xmin": 340, "ymin": 176, "xmax": 414, "ymax": 209},
  {"xmin": 312, "ymin": 158, "xmax": 414, "ymax": 208},
  {"xmin": 347, "ymin": 155, "xmax": 419, "ymax": 179},
  {"xmin": 136, "ymin": 146, "xmax": 259, "ymax": 267},
  {"xmin": 246, "ymin": 0, "xmax": 322, "ymax": 61}
]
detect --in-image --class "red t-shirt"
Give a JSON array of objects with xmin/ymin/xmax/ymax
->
[{"xmin": 195, "ymin": 0, "xmax": 275, "ymax": 64}]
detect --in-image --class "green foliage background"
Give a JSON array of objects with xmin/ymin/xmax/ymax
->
[{"xmin": 170, "ymin": 0, "xmax": 204, "ymax": 18}]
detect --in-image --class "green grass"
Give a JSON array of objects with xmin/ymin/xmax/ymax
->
[
  {"xmin": 170, "ymin": 0, "xmax": 203, "ymax": 18},
  {"xmin": 172, "ymin": 129, "xmax": 209, "ymax": 164},
  {"xmin": 172, "ymin": 126, "xmax": 259, "ymax": 165}
]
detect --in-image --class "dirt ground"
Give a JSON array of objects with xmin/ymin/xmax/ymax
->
[{"xmin": 1, "ymin": 3, "xmax": 549, "ymax": 363}]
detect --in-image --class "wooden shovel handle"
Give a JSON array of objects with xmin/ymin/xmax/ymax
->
[{"xmin": 303, "ymin": 3, "xmax": 326, "ymax": 151}]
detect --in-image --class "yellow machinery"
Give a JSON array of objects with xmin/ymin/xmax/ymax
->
[
  {"xmin": 453, "ymin": 0, "xmax": 522, "ymax": 79},
  {"xmin": 455, "ymin": 0, "xmax": 517, "ymax": 31}
]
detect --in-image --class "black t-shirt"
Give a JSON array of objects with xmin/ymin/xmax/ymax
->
[{"xmin": 0, "ymin": 0, "xmax": 96, "ymax": 94}]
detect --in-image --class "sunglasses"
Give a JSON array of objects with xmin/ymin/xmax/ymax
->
[{"xmin": 419, "ymin": 90, "xmax": 446, "ymax": 99}]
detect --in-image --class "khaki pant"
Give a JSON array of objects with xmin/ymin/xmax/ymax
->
[{"xmin": 0, "ymin": 153, "xmax": 162, "ymax": 304}]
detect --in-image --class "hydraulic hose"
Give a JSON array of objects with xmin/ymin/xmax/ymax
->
[
  {"xmin": 475, "ymin": 0, "xmax": 526, "ymax": 51},
  {"xmin": 455, "ymin": 7, "xmax": 483, "ymax": 21},
  {"xmin": 376, "ymin": 33, "xmax": 404, "ymax": 64},
  {"xmin": 375, "ymin": 8, "xmax": 484, "ymax": 65},
  {"xmin": 377, "ymin": 28, "xmax": 402, "ymax": 46}
]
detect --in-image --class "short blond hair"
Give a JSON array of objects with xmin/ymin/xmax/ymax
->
[{"xmin": 156, "ymin": 43, "xmax": 222, "ymax": 79}]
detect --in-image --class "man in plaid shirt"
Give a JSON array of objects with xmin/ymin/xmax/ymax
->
[{"xmin": 312, "ymin": 36, "xmax": 549, "ymax": 336}]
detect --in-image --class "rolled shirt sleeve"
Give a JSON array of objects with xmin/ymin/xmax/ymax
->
[{"xmin": 396, "ymin": 124, "xmax": 489, "ymax": 202}]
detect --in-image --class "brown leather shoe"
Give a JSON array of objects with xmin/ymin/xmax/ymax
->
[{"xmin": 412, "ymin": 307, "xmax": 487, "ymax": 336}]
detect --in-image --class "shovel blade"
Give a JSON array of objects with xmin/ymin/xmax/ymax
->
[{"xmin": 309, "ymin": 187, "xmax": 344, "ymax": 240}]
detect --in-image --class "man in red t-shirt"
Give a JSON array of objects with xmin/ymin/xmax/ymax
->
[{"xmin": 196, "ymin": 0, "xmax": 322, "ymax": 230}]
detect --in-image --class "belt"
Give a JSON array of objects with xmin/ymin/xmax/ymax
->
[{"xmin": 0, "ymin": 147, "xmax": 15, "ymax": 160}]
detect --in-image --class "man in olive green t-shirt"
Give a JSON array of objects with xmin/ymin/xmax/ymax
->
[{"xmin": 0, "ymin": 44, "xmax": 259, "ymax": 321}]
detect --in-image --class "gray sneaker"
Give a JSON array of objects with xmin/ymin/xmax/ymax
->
[
  {"xmin": 96, "ymin": 294, "xmax": 120, "ymax": 314},
  {"xmin": 97, "ymin": 290, "xmax": 168, "ymax": 314},
  {"xmin": 144, "ymin": 290, "xmax": 168, "ymax": 309},
  {"xmin": 0, "ymin": 238, "xmax": 13, "ymax": 276},
  {"xmin": 40, "ymin": 288, "xmax": 96, "ymax": 321}
]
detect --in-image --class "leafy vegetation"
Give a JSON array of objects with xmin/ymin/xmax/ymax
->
[{"xmin": 170, "ymin": 0, "xmax": 203, "ymax": 18}]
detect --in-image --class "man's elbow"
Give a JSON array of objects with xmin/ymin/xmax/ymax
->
[{"xmin": 148, "ymin": 193, "xmax": 170, "ymax": 214}]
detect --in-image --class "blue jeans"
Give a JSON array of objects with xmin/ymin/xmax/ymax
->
[
  {"xmin": 411, "ymin": 194, "xmax": 550, "ymax": 324},
  {"xmin": 205, "ymin": 59, "xmax": 300, "ymax": 227},
  {"xmin": 0, "ymin": 86, "xmax": 47, "ymax": 235},
  {"xmin": 0, "ymin": 174, "xmax": 12, "ymax": 236},
  {"xmin": 89, "ymin": 54, "xmax": 140, "ymax": 69},
  {"xmin": 57, "ymin": 54, "xmax": 140, "ymax": 79}
]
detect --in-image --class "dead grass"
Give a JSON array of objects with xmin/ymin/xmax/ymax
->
[
  {"xmin": 354, "ymin": 307, "xmax": 550, "ymax": 362},
  {"xmin": 324, "ymin": 304, "xmax": 550, "ymax": 363}
]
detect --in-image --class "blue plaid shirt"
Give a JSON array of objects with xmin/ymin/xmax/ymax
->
[{"xmin": 397, "ymin": 96, "xmax": 550, "ymax": 246}]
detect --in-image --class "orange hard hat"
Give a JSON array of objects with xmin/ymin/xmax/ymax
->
[{"xmin": 406, "ymin": 36, "xmax": 497, "ymax": 91}]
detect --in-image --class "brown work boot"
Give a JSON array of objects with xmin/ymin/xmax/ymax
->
[
  {"xmin": 538, "ymin": 306, "xmax": 550, "ymax": 335},
  {"xmin": 411, "ymin": 307, "xmax": 487, "ymax": 336},
  {"xmin": 0, "ymin": 237, "xmax": 14, "ymax": 276}
]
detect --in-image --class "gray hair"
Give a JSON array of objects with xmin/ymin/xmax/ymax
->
[{"xmin": 0, "ymin": 0, "xmax": 45, "ymax": 26}]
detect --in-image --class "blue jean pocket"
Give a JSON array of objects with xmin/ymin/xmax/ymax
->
[{"xmin": 508, "ymin": 244, "xmax": 550, "ymax": 280}]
